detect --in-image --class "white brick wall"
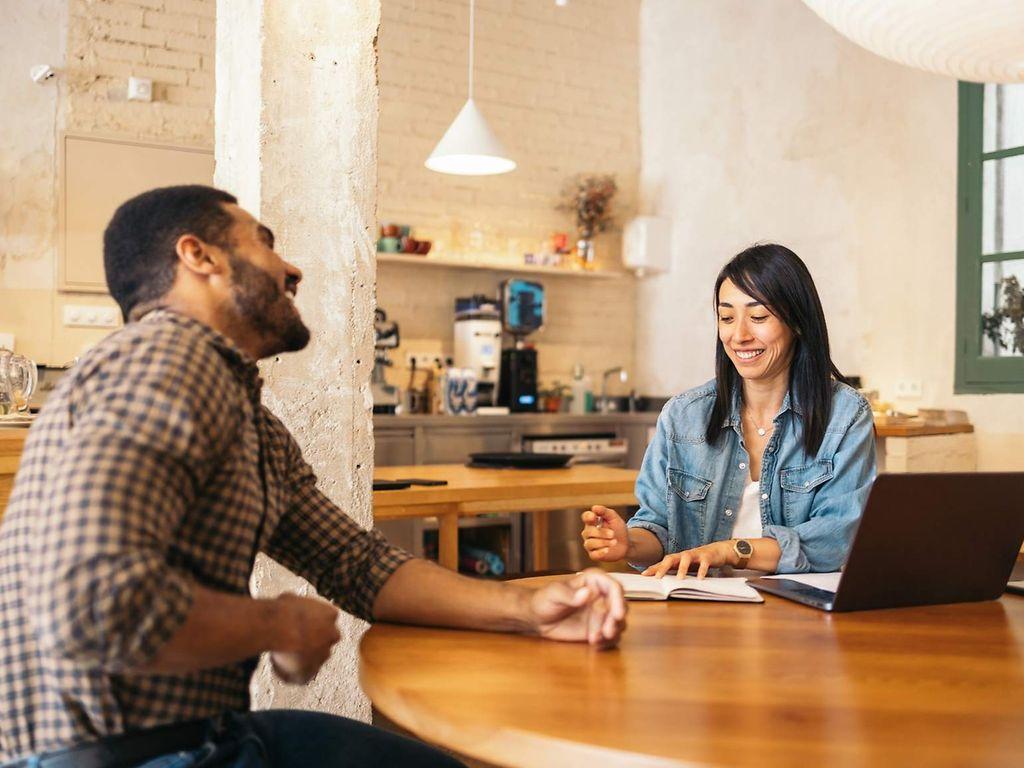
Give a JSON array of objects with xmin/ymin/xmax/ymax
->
[
  {"xmin": 66, "ymin": 0, "xmax": 215, "ymax": 146},
  {"xmin": 377, "ymin": 0, "xmax": 640, "ymax": 389},
  {"xmin": 28, "ymin": 0, "xmax": 641, "ymax": 389}
]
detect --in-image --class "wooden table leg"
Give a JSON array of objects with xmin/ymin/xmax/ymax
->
[
  {"xmin": 532, "ymin": 509, "xmax": 549, "ymax": 572},
  {"xmin": 438, "ymin": 512, "xmax": 459, "ymax": 570}
]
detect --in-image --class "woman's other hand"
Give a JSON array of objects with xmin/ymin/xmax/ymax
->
[
  {"xmin": 580, "ymin": 505, "xmax": 629, "ymax": 562},
  {"xmin": 641, "ymin": 541, "xmax": 737, "ymax": 579}
]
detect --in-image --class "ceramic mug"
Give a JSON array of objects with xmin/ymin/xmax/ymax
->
[{"xmin": 441, "ymin": 368, "xmax": 478, "ymax": 415}]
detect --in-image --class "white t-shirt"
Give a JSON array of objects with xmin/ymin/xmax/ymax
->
[{"xmin": 732, "ymin": 477, "xmax": 763, "ymax": 539}]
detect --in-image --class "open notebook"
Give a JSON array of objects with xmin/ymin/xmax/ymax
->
[{"xmin": 609, "ymin": 573, "xmax": 763, "ymax": 603}]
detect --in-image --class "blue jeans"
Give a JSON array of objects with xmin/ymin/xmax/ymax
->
[{"xmin": 135, "ymin": 710, "xmax": 464, "ymax": 768}]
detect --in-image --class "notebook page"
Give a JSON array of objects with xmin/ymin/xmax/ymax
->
[
  {"xmin": 608, "ymin": 572, "xmax": 670, "ymax": 599},
  {"xmin": 665, "ymin": 576, "xmax": 762, "ymax": 601}
]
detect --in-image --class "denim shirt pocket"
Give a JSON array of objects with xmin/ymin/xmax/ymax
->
[
  {"xmin": 779, "ymin": 460, "xmax": 834, "ymax": 526},
  {"xmin": 667, "ymin": 468, "xmax": 713, "ymax": 548}
]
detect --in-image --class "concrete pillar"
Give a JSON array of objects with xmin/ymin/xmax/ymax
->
[{"xmin": 215, "ymin": 0, "xmax": 381, "ymax": 720}]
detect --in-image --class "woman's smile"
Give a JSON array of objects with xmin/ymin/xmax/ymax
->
[{"xmin": 734, "ymin": 348, "xmax": 765, "ymax": 361}]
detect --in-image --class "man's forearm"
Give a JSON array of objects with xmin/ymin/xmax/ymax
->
[
  {"xmin": 372, "ymin": 559, "xmax": 534, "ymax": 632},
  {"xmin": 625, "ymin": 527, "xmax": 665, "ymax": 567},
  {"xmin": 137, "ymin": 584, "xmax": 283, "ymax": 675}
]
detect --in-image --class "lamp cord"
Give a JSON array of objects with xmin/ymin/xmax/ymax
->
[{"xmin": 468, "ymin": 0, "xmax": 475, "ymax": 100}]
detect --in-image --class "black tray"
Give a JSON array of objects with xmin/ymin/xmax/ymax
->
[{"xmin": 467, "ymin": 452, "xmax": 572, "ymax": 469}]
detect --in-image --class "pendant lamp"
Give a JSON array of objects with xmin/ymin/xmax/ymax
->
[
  {"xmin": 425, "ymin": 0, "xmax": 516, "ymax": 175},
  {"xmin": 800, "ymin": 0, "xmax": 1024, "ymax": 83}
]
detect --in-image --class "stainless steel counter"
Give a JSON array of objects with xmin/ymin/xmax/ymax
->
[{"xmin": 374, "ymin": 412, "xmax": 660, "ymax": 429}]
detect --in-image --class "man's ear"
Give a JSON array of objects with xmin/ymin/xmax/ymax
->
[{"xmin": 175, "ymin": 234, "xmax": 226, "ymax": 276}]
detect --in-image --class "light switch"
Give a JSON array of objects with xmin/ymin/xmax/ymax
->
[
  {"xmin": 63, "ymin": 305, "xmax": 121, "ymax": 329},
  {"xmin": 0, "ymin": 333, "xmax": 14, "ymax": 350}
]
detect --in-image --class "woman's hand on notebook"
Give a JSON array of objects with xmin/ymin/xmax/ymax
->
[
  {"xmin": 642, "ymin": 541, "xmax": 737, "ymax": 580},
  {"xmin": 580, "ymin": 505, "xmax": 629, "ymax": 562}
]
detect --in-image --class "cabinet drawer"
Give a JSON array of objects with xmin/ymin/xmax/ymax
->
[
  {"xmin": 375, "ymin": 430, "xmax": 415, "ymax": 467},
  {"xmin": 423, "ymin": 429, "xmax": 514, "ymax": 465}
]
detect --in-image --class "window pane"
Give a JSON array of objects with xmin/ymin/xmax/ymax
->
[
  {"xmin": 980, "ymin": 259, "xmax": 1024, "ymax": 357},
  {"xmin": 982, "ymin": 153, "xmax": 1024, "ymax": 254},
  {"xmin": 983, "ymin": 83, "xmax": 1024, "ymax": 152}
]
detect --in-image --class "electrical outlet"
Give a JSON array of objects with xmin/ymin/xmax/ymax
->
[
  {"xmin": 127, "ymin": 76, "xmax": 153, "ymax": 102},
  {"xmin": 63, "ymin": 305, "xmax": 121, "ymax": 329},
  {"xmin": 895, "ymin": 380, "xmax": 922, "ymax": 399},
  {"xmin": 405, "ymin": 353, "xmax": 438, "ymax": 369}
]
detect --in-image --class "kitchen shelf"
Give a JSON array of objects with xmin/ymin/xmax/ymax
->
[
  {"xmin": 421, "ymin": 513, "xmax": 516, "ymax": 531},
  {"xmin": 377, "ymin": 252, "xmax": 629, "ymax": 280}
]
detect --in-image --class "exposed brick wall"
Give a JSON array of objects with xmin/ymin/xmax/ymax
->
[
  {"xmin": 377, "ymin": 0, "xmax": 640, "ymax": 387},
  {"xmin": 65, "ymin": 0, "xmax": 215, "ymax": 146},
  {"xmin": 5, "ymin": 0, "xmax": 641, "ymax": 387}
]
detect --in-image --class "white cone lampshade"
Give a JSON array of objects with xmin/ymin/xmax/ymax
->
[
  {"xmin": 801, "ymin": 0, "xmax": 1024, "ymax": 83},
  {"xmin": 425, "ymin": 98, "xmax": 516, "ymax": 176}
]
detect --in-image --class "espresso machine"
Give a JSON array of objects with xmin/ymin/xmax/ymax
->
[
  {"xmin": 372, "ymin": 308, "xmax": 401, "ymax": 414},
  {"xmin": 453, "ymin": 295, "xmax": 502, "ymax": 408},
  {"xmin": 498, "ymin": 279, "xmax": 545, "ymax": 412}
]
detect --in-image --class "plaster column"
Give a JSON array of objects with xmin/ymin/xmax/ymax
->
[{"xmin": 215, "ymin": 0, "xmax": 381, "ymax": 720}]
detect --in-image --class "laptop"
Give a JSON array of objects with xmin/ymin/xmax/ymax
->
[{"xmin": 748, "ymin": 472, "xmax": 1024, "ymax": 612}]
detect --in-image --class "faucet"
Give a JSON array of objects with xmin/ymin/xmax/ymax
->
[{"xmin": 600, "ymin": 366, "xmax": 628, "ymax": 414}]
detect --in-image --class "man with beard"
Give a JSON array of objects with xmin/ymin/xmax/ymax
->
[{"xmin": 0, "ymin": 186, "xmax": 626, "ymax": 768}]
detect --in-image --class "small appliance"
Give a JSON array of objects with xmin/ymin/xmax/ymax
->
[
  {"xmin": 371, "ymin": 309, "xmax": 401, "ymax": 414},
  {"xmin": 498, "ymin": 279, "xmax": 544, "ymax": 412},
  {"xmin": 453, "ymin": 295, "xmax": 502, "ymax": 407},
  {"xmin": 0, "ymin": 348, "xmax": 37, "ymax": 418}
]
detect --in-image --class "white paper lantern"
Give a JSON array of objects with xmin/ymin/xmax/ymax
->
[{"xmin": 801, "ymin": 0, "xmax": 1024, "ymax": 83}]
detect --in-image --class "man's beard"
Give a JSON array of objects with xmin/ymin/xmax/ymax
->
[{"xmin": 228, "ymin": 256, "xmax": 311, "ymax": 356}]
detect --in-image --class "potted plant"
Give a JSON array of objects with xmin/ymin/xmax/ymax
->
[
  {"xmin": 557, "ymin": 174, "xmax": 617, "ymax": 268},
  {"xmin": 538, "ymin": 381, "xmax": 570, "ymax": 413},
  {"xmin": 981, "ymin": 275, "xmax": 1024, "ymax": 354}
]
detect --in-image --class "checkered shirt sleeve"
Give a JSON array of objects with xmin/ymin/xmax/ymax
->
[{"xmin": 262, "ymin": 413, "xmax": 413, "ymax": 622}]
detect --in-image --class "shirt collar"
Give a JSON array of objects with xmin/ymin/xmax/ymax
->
[
  {"xmin": 722, "ymin": 382, "xmax": 803, "ymax": 429},
  {"xmin": 133, "ymin": 307, "xmax": 264, "ymax": 398}
]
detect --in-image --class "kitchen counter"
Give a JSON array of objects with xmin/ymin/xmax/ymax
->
[
  {"xmin": 1, "ymin": 412, "xmax": 980, "ymax": 517},
  {"xmin": 374, "ymin": 412, "xmax": 975, "ymax": 438},
  {"xmin": 373, "ymin": 412, "xmax": 660, "ymax": 428}
]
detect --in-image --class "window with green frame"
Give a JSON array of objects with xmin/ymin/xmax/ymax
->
[{"xmin": 956, "ymin": 82, "xmax": 1024, "ymax": 393}]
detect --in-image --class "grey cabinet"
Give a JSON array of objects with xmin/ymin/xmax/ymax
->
[
  {"xmin": 374, "ymin": 429, "xmax": 415, "ymax": 466},
  {"xmin": 422, "ymin": 429, "xmax": 513, "ymax": 464},
  {"xmin": 373, "ymin": 414, "xmax": 658, "ymax": 468}
]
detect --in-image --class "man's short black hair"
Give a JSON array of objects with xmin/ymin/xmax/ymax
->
[{"xmin": 103, "ymin": 185, "xmax": 238, "ymax": 319}]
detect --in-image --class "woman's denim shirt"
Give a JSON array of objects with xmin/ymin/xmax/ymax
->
[{"xmin": 628, "ymin": 379, "xmax": 877, "ymax": 573}]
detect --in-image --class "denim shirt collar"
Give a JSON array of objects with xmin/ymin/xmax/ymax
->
[{"xmin": 722, "ymin": 384, "xmax": 803, "ymax": 429}]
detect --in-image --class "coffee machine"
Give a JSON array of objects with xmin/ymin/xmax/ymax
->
[
  {"xmin": 498, "ymin": 279, "xmax": 545, "ymax": 412},
  {"xmin": 453, "ymin": 295, "xmax": 502, "ymax": 407},
  {"xmin": 371, "ymin": 308, "xmax": 401, "ymax": 414}
]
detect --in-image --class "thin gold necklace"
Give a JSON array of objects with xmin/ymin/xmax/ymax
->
[{"xmin": 744, "ymin": 411, "xmax": 773, "ymax": 437}]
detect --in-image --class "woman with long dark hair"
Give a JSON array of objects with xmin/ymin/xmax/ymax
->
[{"xmin": 581, "ymin": 243, "xmax": 877, "ymax": 575}]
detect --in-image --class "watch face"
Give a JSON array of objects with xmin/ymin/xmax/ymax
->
[{"xmin": 735, "ymin": 540, "xmax": 753, "ymax": 556}]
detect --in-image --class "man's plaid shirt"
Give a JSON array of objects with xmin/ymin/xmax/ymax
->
[{"xmin": 0, "ymin": 310, "xmax": 412, "ymax": 760}]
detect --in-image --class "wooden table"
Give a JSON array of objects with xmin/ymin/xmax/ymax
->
[
  {"xmin": 361, "ymin": 577, "xmax": 1024, "ymax": 767},
  {"xmin": 0, "ymin": 429, "xmax": 27, "ymax": 516},
  {"xmin": 373, "ymin": 464, "xmax": 638, "ymax": 571}
]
